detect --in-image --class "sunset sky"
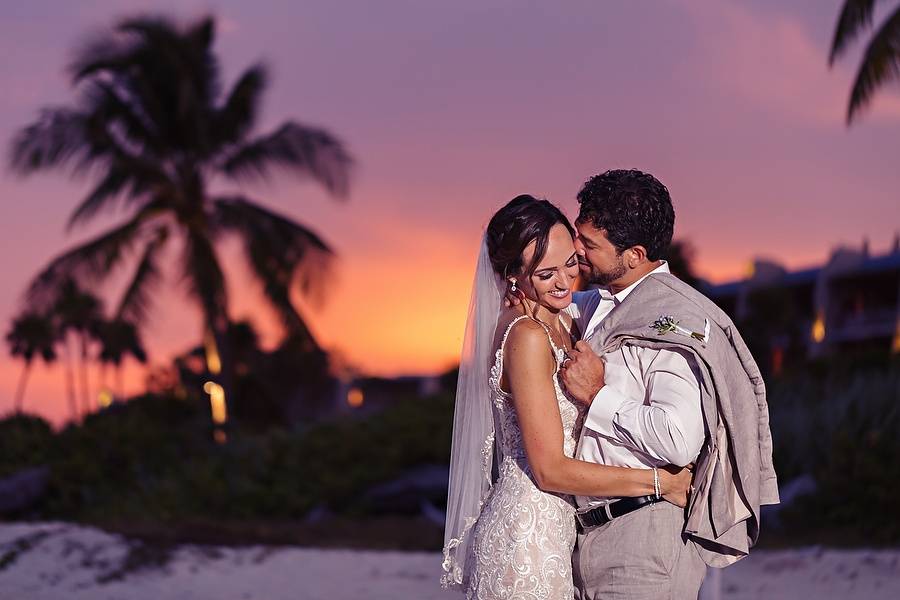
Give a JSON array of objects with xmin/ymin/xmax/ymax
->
[{"xmin": 1, "ymin": 0, "xmax": 899, "ymax": 426}]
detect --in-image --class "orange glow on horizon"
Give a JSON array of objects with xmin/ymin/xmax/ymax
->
[{"xmin": 0, "ymin": 226, "xmax": 781, "ymax": 429}]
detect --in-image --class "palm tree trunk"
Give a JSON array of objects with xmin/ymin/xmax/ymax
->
[
  {"xmin": 62, "ymin": 334, "xmax": 78, "ymax": 422},
  {"xmin": 97, "ymin": 361, "xmax": 107, "ymax": 401},
  {"xmin": 14, "ymin": 360, "xmax": 33, "ymax": 414},
  {"xmin": 78, "ymin": 333, "xmax": 92, "ymax": 415},
  {"xmin": 115, "ymin": 364, "xmax": 124, "ymax": 400}
]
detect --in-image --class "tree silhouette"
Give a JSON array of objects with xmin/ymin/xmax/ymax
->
[
  {"xmin": 52, "ymin": 279, "xmax": 103, "ymax": 418},
  {"xmin": 8, "ymin": 14, "xmax": 353, "ymax": 421},
  {"xmin": 5, "ymin": 312, "xmax": 58, "ymax": 414},
  {"xmin": 96, "ymin": 318, "xmax": 147, "ymax": 400},
  {"xmin": 829, "ymin": 0, "xmax": 900, "ymax": 123}
]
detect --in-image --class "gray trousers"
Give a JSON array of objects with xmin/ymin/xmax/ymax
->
[{"xmin": 573, "ymin": 501, "xmax": 707, "ymax": 600}]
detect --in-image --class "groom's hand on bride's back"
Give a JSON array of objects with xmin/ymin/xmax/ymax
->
[
  {"xmin": 560, "ymin": 341, "xmax": 605, "ymax": 406},
  {"xmin": 661, "ymin": 464, "xmax": 694, "ymax": 509}
]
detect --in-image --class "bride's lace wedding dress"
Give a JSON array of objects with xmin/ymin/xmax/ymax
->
[{"xmin": 459, "ymin": 314, "xmax": 585, "ymax": 599}]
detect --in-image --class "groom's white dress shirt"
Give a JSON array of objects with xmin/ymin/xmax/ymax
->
[{"xmin": 565, "ymin": 262, "xmax": 705, "ymax": 510}]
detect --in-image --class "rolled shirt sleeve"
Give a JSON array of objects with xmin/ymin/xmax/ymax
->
[{"xmin": 583, "ymin": 346, "xmax": 704, "ymax": 466}]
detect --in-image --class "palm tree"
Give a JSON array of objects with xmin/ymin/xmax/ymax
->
[
  {"xmin": 52, "ymin": 279, "xmax": 104, "ymax": 418},
  {"xmin": 96, "ymin": 318, "xmax": 147, "ymax": 400},
  {"xmin": 829, "ymin": 0, "xmax": 900, "ymax": 123},
  {"xmin": 8, "ymin": 14, "xmax": 353, "ymax": 421},
  {"xmin": 5, "ymin": 312, "xmax": 58, "ymax": 414}
]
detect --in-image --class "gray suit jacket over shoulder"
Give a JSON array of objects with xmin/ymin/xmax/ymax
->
[{"xmin": 587, "ymin": 272, "xmax": 779, "ymax": 567}]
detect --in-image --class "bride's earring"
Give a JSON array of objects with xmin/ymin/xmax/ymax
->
[{"xmin": 510, "ymin": 279, "xmax": 518, "ymax": 294}]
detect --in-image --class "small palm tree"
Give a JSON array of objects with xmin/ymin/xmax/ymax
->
[
  {"xmin": 829, "ymin": 0, "xmax": 900, "ymax": 123},
  {"xmin": 96, "ymin": 318, "xmax": 147, "ymax": 400},
  {"xmin": 5, "ymin": 312, "xmax": 58, "ymax": 414},
  {"xmin": 52, "ymin": 279, "xmax": 104, "ymax": 418},
  {"xmin": 9, "ymin": 14, "xmax": 353, "ymax": 420}
]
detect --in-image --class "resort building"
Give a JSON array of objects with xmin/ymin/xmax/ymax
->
[{"xmin": 704, "ymin": 239, "xmax": 900, "ymax": 374}]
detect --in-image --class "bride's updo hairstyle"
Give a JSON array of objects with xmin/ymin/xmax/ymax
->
[{"xmin": 486, "ymin": 195, "xmax": 576, "ymax": 283}]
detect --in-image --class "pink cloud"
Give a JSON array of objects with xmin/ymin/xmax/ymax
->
[{"xmin": 675, "ymin": 0, "xmax": 900, "ymax": 125}]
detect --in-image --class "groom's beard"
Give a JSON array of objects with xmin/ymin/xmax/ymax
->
[{"xmin": 587, "ymin": 255, "xmax": 627, "ymax": 287}]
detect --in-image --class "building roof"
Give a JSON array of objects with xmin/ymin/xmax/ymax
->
[{"xmin": 705, "ymin": 249, "xmax": 900, "ymax": 297}]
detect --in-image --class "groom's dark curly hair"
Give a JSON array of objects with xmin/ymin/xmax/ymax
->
[{"xmin": 576, "ymin": 169, "xmax": 674, "ymax": 261}]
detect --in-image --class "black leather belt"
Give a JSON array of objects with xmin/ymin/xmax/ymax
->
[{"xmin": 576, "ymin": 495, "xmax": 662, "ymax": 531}]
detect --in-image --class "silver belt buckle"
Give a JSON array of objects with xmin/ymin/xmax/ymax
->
[{"xmin": 577, "ymin": 502, "xmax": 613, "ymax": 531}]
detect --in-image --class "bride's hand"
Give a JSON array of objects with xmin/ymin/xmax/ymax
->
[{"xmin": 659, "ymin": 464, "xmax": 694, "ymax": 508}]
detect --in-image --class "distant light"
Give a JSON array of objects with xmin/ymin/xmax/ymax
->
[
  {"xmin": 892, "ymin": 320, "xmax": 900, "ymax": 354},
  {"xmin": 771, "ymin": 347, "xmax": 784, "ymax": 375},
  {"xmin": 205, "ymin": 381, "xmax": 228, "ymax": 424},
  {"xmin": 213, "ymin": 429, "xmax": 227, "ymax": 445},
  {"xmin": 347, "ymin": 387, "xmax": 364, "ymax": 407},
  {"xmin": 811, "ymin": 311, "xmax": 826, "ymax": 343},
  {"xmin": 98, "ymin": 389, "xmax": 113, "ymax": 408},
  {"xmin": 204, "ymin": 329, "xmax": 222, "ymax": 375}
]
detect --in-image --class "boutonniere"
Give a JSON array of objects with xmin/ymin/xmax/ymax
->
[{"xmin": 650, "ymin": 315, "xmax": 710, "ymax": 344}]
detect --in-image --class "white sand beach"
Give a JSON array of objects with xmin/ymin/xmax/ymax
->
[{"xmin": 1, "ymin": 522, "xmax": 899, "ymax": 599}]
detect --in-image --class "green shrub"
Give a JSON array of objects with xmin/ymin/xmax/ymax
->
[
  {"xmin": 0, "ymin": 414, "xmax": 54, "ymax": 478},
  {"xmin": 768, "ymin": 364, "xmax": 900, "ymax": 543},
  {"xmin": 1, "ymin": 391, "xmax": 453, "ymax": 524}
]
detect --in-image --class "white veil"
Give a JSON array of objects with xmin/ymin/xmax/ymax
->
[{"xmin": 441, "ymin": 233, "xmax": 504, "ymax": 589}]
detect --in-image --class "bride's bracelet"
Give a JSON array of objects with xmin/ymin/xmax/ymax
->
[{"xmin": 653, "ymin": 467, "xmax": 661, "ymax": 499}]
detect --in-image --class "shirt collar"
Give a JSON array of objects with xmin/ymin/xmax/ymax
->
[{"xmin": 598, "ymin": 261, "xmax": 670, "ymax": 304}]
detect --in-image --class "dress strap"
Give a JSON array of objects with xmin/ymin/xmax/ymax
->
[{"xmin": 496, "ymin": 315, "xmax": 564, "ymax": 383}]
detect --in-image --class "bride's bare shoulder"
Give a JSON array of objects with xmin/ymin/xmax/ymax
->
[
  {"xmin": 495, "ymin": 308, "xmax": 535, "ymax": 338},
  {"xmin": 503, "ymin": 318, "xmax": 553, "ymax": 365}
]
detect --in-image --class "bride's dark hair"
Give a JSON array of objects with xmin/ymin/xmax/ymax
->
[{"xmin": 486, "ymin": 195, "xmax": 575, "ymax": 280}]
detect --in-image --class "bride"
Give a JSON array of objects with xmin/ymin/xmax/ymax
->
[{"xmin": 441, "ymin": 195, "xmax": 692, "ymax": 599}]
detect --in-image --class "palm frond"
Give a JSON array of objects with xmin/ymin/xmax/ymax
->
[
  {"xmin": 6, "ymin": 312, "xmax": 58, "ymax": 363},
  {"xmin": 24, "ymin": 204, "xmax": 162, "ymax": 309},
  {"xmin": 221, "ymin": 122, "xmax": 353, "ymax": 196},
  {"xmin": 213, "ymin": 63, "xmax": 268, "ymax": 146},
  {"xmin": 121, "ymin": 14, "xmax": 221, "ymax": 147},
  {"xmin": 66, "ymin": 168, "xmax": 131, "ymax": 231},
  {"xmin": 85, "ymin": 80, "xmax": 162, "ymax": 155},
  {"xmin": 214, "ymin": 195, "xmax": 331, "ymax": 346},
  {"xmin": 8, "ymin": 109, "xmax": 90, "ymax": 174},
  {"xmin": 68, "ymin": 31, "xmax": 137, "ymax": 83},
  {"xmin": 830, "ymin": 0, "xmax": 882, "ymax": 65},
  {"xmin": 52, "ymin": 279, "xmax": 105, "ymax": 334},
  {"xmin": 184, "ymin": 15, "xmax": 220, "ymax": 102},
  {"xmin": 65, "ymin": 152, "xmax": 171, "ymax": 230},
  {"xmin": 115, "ymin": 226, "xmax": 169, "ymax": 324},
  {"xmin": 97, "ymin": 318, "xmax": 147, "ymax": 365},
  {"xmin": 847, "ymin": 6, "xmax": 900, "ymax": 122},
  {"xmin": 71, "ymin": 14, "xmax": 221, "ymax": 155}
]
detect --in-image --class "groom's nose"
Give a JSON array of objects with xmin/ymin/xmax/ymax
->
[{"xmin": 574, "ymin": 238, "xmax": 586, "ymax": 256}]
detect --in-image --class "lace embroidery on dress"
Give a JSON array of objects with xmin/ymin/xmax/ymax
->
[
  {"xmin": 440, "ymin": 316, "xmax": 524, "ymax": 588},
  {"xmin": 441, "ymin": 315, "xmax": 585, "ymax": 598},
  {"xmin": 440, "ymin": 425, "xmax": 495, "ymax": 587}
]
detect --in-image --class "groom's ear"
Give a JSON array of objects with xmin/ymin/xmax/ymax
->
[{"xmin": 627, "ymin": 245, "xmax": 649, "ymax": 267}]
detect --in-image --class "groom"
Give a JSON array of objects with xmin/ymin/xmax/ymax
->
[{"xmin": 559, "ymin": 170, "xmax": 779, "ymax": 599}]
